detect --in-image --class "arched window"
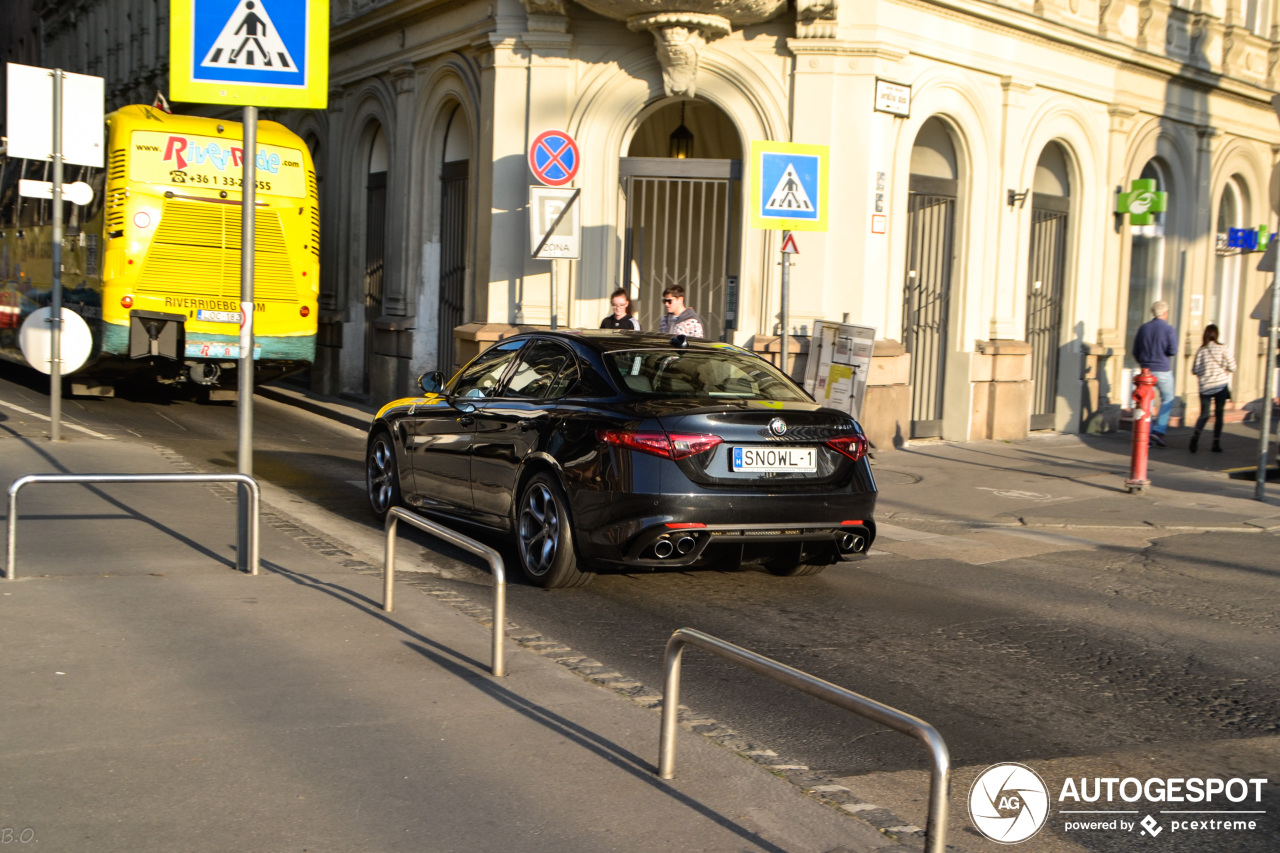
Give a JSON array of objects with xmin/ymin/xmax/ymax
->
[
  {"xmin": 438, "ymin": 105, "xmax": 471, "ymax": 373},
  {"xmin": 1027, "ymin": 142, "xmax": 1072, "ymax": 429},
  {"xmin": 363, "ymin": 125, "xmax": 388, "ymax": 394},
  {"xmin": 1212, "ymin": 177, "xmax": 1247, "ymax": 348},
  {"xmin": 903, "ymin": 117, "xmax": 959, "ymax": 437},
  {"xmin": 1124, "ymin": 160, "xmax": 1167, "ymax": 369}
]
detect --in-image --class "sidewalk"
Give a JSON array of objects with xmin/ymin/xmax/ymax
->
[
  {"xmin": 871, "ymin": 422, "xmax": 1280, "ymax": 535},
  {"xmin": 0, "ymin": 434, "xmax": 900, "ymax": 853}
]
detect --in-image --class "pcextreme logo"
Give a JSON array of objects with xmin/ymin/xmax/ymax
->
[
  {"xmin": 968, "ymin": 763, "xmax": 1270, "ymax": 844},
  {"xmin": 968, "ymin": 763, "xmax": 1051, "ymax": 844}
]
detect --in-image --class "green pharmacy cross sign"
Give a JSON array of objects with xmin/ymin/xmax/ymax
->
[{"xmin": 1116, "ymin": 178, "xmax": 1168, "ymax": 226}]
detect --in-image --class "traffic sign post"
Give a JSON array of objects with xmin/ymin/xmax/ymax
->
[
  {"xmin": 171, "ymin": 0, "xmax": 329, "ymax": 557},
  {"xmin": 528, "ymin": 132, "xmax": 581, "ymax": 328},
  {"xmin": 1257, "ymin": 94, "xmax": 1280, "ymax": 500},
  {"xmin": 6, "ymin": 63, "xmax": 105, "ymax": 441},
  {"xmin": 750, "ymin": 141, "xmax": 828, "ymax": 375}
]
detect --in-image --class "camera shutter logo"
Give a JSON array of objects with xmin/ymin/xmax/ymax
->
[{"xmin": 968, "ymin": 763, "xmax": 1050, "ymax": 844}]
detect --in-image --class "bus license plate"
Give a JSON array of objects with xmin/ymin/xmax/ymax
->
[
  {"xmin": 184, "ymin": 342, "xmax": 262, "ymax": 360},
  {"xmin": 731, "ymin": 446, "xmax": 816, "ymax": 473},
  {"xmin": 196, "ymin": 309, "xmax": 243, "ymax": 324}
]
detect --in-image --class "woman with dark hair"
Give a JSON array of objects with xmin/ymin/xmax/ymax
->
[
  {"xmin": 600, "ymin": 288, "xmax": 640, "ymax": 330},
  {"xmin": 1189, "ymin": 324, "xmax": 1236, "ymax": 453}
]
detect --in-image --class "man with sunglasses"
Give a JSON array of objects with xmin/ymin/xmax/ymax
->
[{"xmin": 658, "ymin": 285, "xmax": 705, "ymax": 338}]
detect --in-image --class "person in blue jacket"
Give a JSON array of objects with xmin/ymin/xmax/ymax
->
[{"xmin": 1131, "ymin": 300, "xmax": 1178, "ymax": 446}]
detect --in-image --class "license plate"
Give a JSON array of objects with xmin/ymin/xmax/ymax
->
[
  {"xmin": 184, "ymin": 341, "xmax": 262, "ymax": 359},
  {"xmin": 196, "ymin": 309, "xmax": 242, "ymax": 324},
  {"xmin": 731, "ymin": 446, "xmax": 816, "ymax": 473}
]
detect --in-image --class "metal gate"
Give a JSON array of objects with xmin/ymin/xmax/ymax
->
[
  {"xmin": 903, "ymin": 176, "xmax": 956, "ymax": 438},
  {"xmin": 438, "ymin": 159, "xmax": 468, "ymax": 373},
  {"xmin": 1026, "ymin": 196, "xmax": 1068, "ymax": 431},
  {"xmin": 363, "ymin": 170, "xmax": 387, "ymax": 394},
  {"xmin": 620, "ymin": 158, "xmax": 739, "ymax": 339}
]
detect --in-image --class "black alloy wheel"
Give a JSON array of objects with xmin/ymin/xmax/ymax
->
[
  {"xmin": 515, "ymin": 473, "xmax": 591, "ymax": 589},
  {"xmin": 366, "ymin": 429, "xmax": 402, "ymax": 522}
]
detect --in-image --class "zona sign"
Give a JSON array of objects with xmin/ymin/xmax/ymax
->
[{"xmin": 529, "ymin": 130, "xmax": 580, "ymax": 187}]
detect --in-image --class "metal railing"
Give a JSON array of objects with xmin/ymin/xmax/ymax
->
[
  {"xmin": 659, "ymin": 627, "xmax": 950, "ymax": 853},
  {"xmin": 383, "ymin": 507, "xmax": 507, "ymax": 677},
  {"xmin": 7, "ymin": 473, "xmax": 260, "ymax": 580}
]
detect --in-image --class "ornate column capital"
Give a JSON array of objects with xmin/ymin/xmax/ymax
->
[{"xmin": 574, "ymin": 0, "xmax": 786, "ymax": 96}]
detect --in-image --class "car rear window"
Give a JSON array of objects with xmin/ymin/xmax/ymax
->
[{"xmin": 603, "ymin": 348, "xmax": 809, "ymax": 401}]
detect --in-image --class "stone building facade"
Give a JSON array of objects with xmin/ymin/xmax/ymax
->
[{"xmin": 17, "ymin": 0, "xmax": 1280, "ymax": 448}]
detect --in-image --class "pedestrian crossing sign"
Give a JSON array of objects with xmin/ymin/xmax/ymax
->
[
  {"xmin": 749, "ymin": 140, "xmax": 828, "ymax": 232},
  {"xmin": 170, "ymin": 0, "xmax": 329, "ymax": 109}
]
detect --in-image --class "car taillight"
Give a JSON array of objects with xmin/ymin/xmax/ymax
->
[
  {"xmin": 598, "ymin": 430, "xmax": 723, "ymax": 460},
  {"xmin": 825, "ymin": 434, "xmax": 868, "ymax": 462}
]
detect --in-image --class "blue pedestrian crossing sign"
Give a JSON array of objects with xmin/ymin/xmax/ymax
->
[
  {"xmin": 170, "ymin": 0, "xmax": 329, "ymax": 109},
  {"xmin": 749, "ymin": 140, "xmax": 829, "ymax": 232}
]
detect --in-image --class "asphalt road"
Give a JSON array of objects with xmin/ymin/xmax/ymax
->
[{"xmin": 2, "ymin": 367, "xmax": 1276, "ymax": 853}]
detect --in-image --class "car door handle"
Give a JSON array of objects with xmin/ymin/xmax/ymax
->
[
  {"xmin": 458, "ymin": 416, "xmax": 475, "ymax": 427},
  {"xmin": 518, "ymin": 419, "xmax": 536, "ymax": 431}
]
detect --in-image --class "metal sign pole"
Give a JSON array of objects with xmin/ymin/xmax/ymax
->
[
  {"xmin": 49, "ymin": 69, "xmax": 65, "ymax": 442},
  {"xmin": 1258, "ymin": 266, "xmax": 1280, "ymax": 500},
  {"xmin": 780, "ymin": 231, "xmax": 790, "ymax": 376},
  {"xmin": 550, "ymin": 261, "xmax": 558, "ymax": 329},
  {"xmin": 238, "ymin": 106, "xmax": 258, "ymax": 557}
]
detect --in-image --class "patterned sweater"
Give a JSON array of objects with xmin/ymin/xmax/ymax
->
[{"xmin": 1191, "ymin": 342, "xmax": 1236, "ymax": 395}]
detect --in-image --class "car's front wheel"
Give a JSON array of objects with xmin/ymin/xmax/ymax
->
[
  {"xmin": 366, "ymin": 429, "xmax": 402, "ymax": 522},
  {"xmin": 515, "ymin": 473, "xmax": 591, "ymax": 589}
]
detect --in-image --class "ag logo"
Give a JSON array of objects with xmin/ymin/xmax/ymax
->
[{"xmin": 968, "ymin": 763, "xmax": 1050, "ymax": 844}]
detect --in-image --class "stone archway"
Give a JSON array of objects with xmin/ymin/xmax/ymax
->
[{"xmin": 620, "ymin": 99, "xmax": 742, "ymax": 338}]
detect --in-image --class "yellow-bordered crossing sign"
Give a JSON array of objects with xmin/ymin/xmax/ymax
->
[
  {"xmin": 170, "ymin": 0, "xmax": 328, "ymax": 109},
  {"xmin": 749, "ymin": 140, "xmax": 829, "ymax": 232}
]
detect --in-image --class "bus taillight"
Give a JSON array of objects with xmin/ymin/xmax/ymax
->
[
  {"xmin": 300, "ymin": 306, "xmax": 310, "ymax": 317},
  {"xmin": 121, "ymin": 295, "xmax": 134, "ymax": 309},
  {"xmin": 133, "ymin": 211, "xmax": 151, "ymax": 229}
]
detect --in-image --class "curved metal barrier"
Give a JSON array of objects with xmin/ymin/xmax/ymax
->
[
  {"xmin": 7, "ymin": 472, "xmax": 260, "ymax": 579},
  {"xmin": 383, "ymin": 507, "xmax": 507, "ymax": 677},
  {"xmin": 659, "ymin": 627, "xmax": 950, "ymax": 853}
]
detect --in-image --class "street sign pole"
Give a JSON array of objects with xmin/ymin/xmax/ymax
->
[
  {"xmin": 238, "ymin": 106, "xmax": 258, "ymax": 556},
  {"xmin": 1259, "ymin": 263, "xmax": 1279, "ymax": 500},
  {"xmin": 49, "ymin": 69, "xmax": 64, "ymax": 442},
  {"xmin": 780, "ymin": 232, "xmax": 790, "ymax": 376}
]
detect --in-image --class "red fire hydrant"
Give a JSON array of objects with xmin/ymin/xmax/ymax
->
[{"xmin": 1126, "ymin": 368, "xmax": 1158, "ymax": 494}]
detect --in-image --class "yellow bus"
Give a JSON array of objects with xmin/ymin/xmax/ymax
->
[{"xmin": 0, "ymin": 104, "xmax": 318, "ymax": 397}]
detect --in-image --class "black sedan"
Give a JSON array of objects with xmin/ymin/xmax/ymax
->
[{"xmin": 365, "ymin": 331, "xmax": 876, "ymax": 588}]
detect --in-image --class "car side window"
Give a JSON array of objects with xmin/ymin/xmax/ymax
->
[
  {"xmin": 451, "ymin": 340, "xmax": 524, "ymax": 399},
  {"xmin": 503, "ymin": 341, "xmax": 574, "ymax": 399}
]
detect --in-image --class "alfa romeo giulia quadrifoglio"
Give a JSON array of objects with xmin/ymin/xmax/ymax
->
[{"xmin": 365, "ymin": 331, "xmax": 876, "ymax": 588}]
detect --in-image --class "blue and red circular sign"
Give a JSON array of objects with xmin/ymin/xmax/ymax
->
[{"xmin": 529, "ymin": 130, "xmax": 580, "ymax": 187}]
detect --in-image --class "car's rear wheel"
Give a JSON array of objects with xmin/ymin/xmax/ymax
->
[
  {"xmin": 366, "ymin": 429, "xmax": 402, "ymax": 522},
  {"xmin": 515, "ymin": 473, "xmax": 591, "ymax": 589}
]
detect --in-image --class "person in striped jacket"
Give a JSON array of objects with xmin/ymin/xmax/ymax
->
[{"xmin": 1189, "ymin": 324, "xmax": 1236, "ymax": 453}]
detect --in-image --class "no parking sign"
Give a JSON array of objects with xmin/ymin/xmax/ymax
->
[{"xmin": 529, "ymin": 130, "xmax": 580, "ymax": 187}]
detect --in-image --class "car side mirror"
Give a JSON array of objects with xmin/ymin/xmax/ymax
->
[{"xmin": 418, "ymin": 371, "xmax": 445, "ymax": 395}]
